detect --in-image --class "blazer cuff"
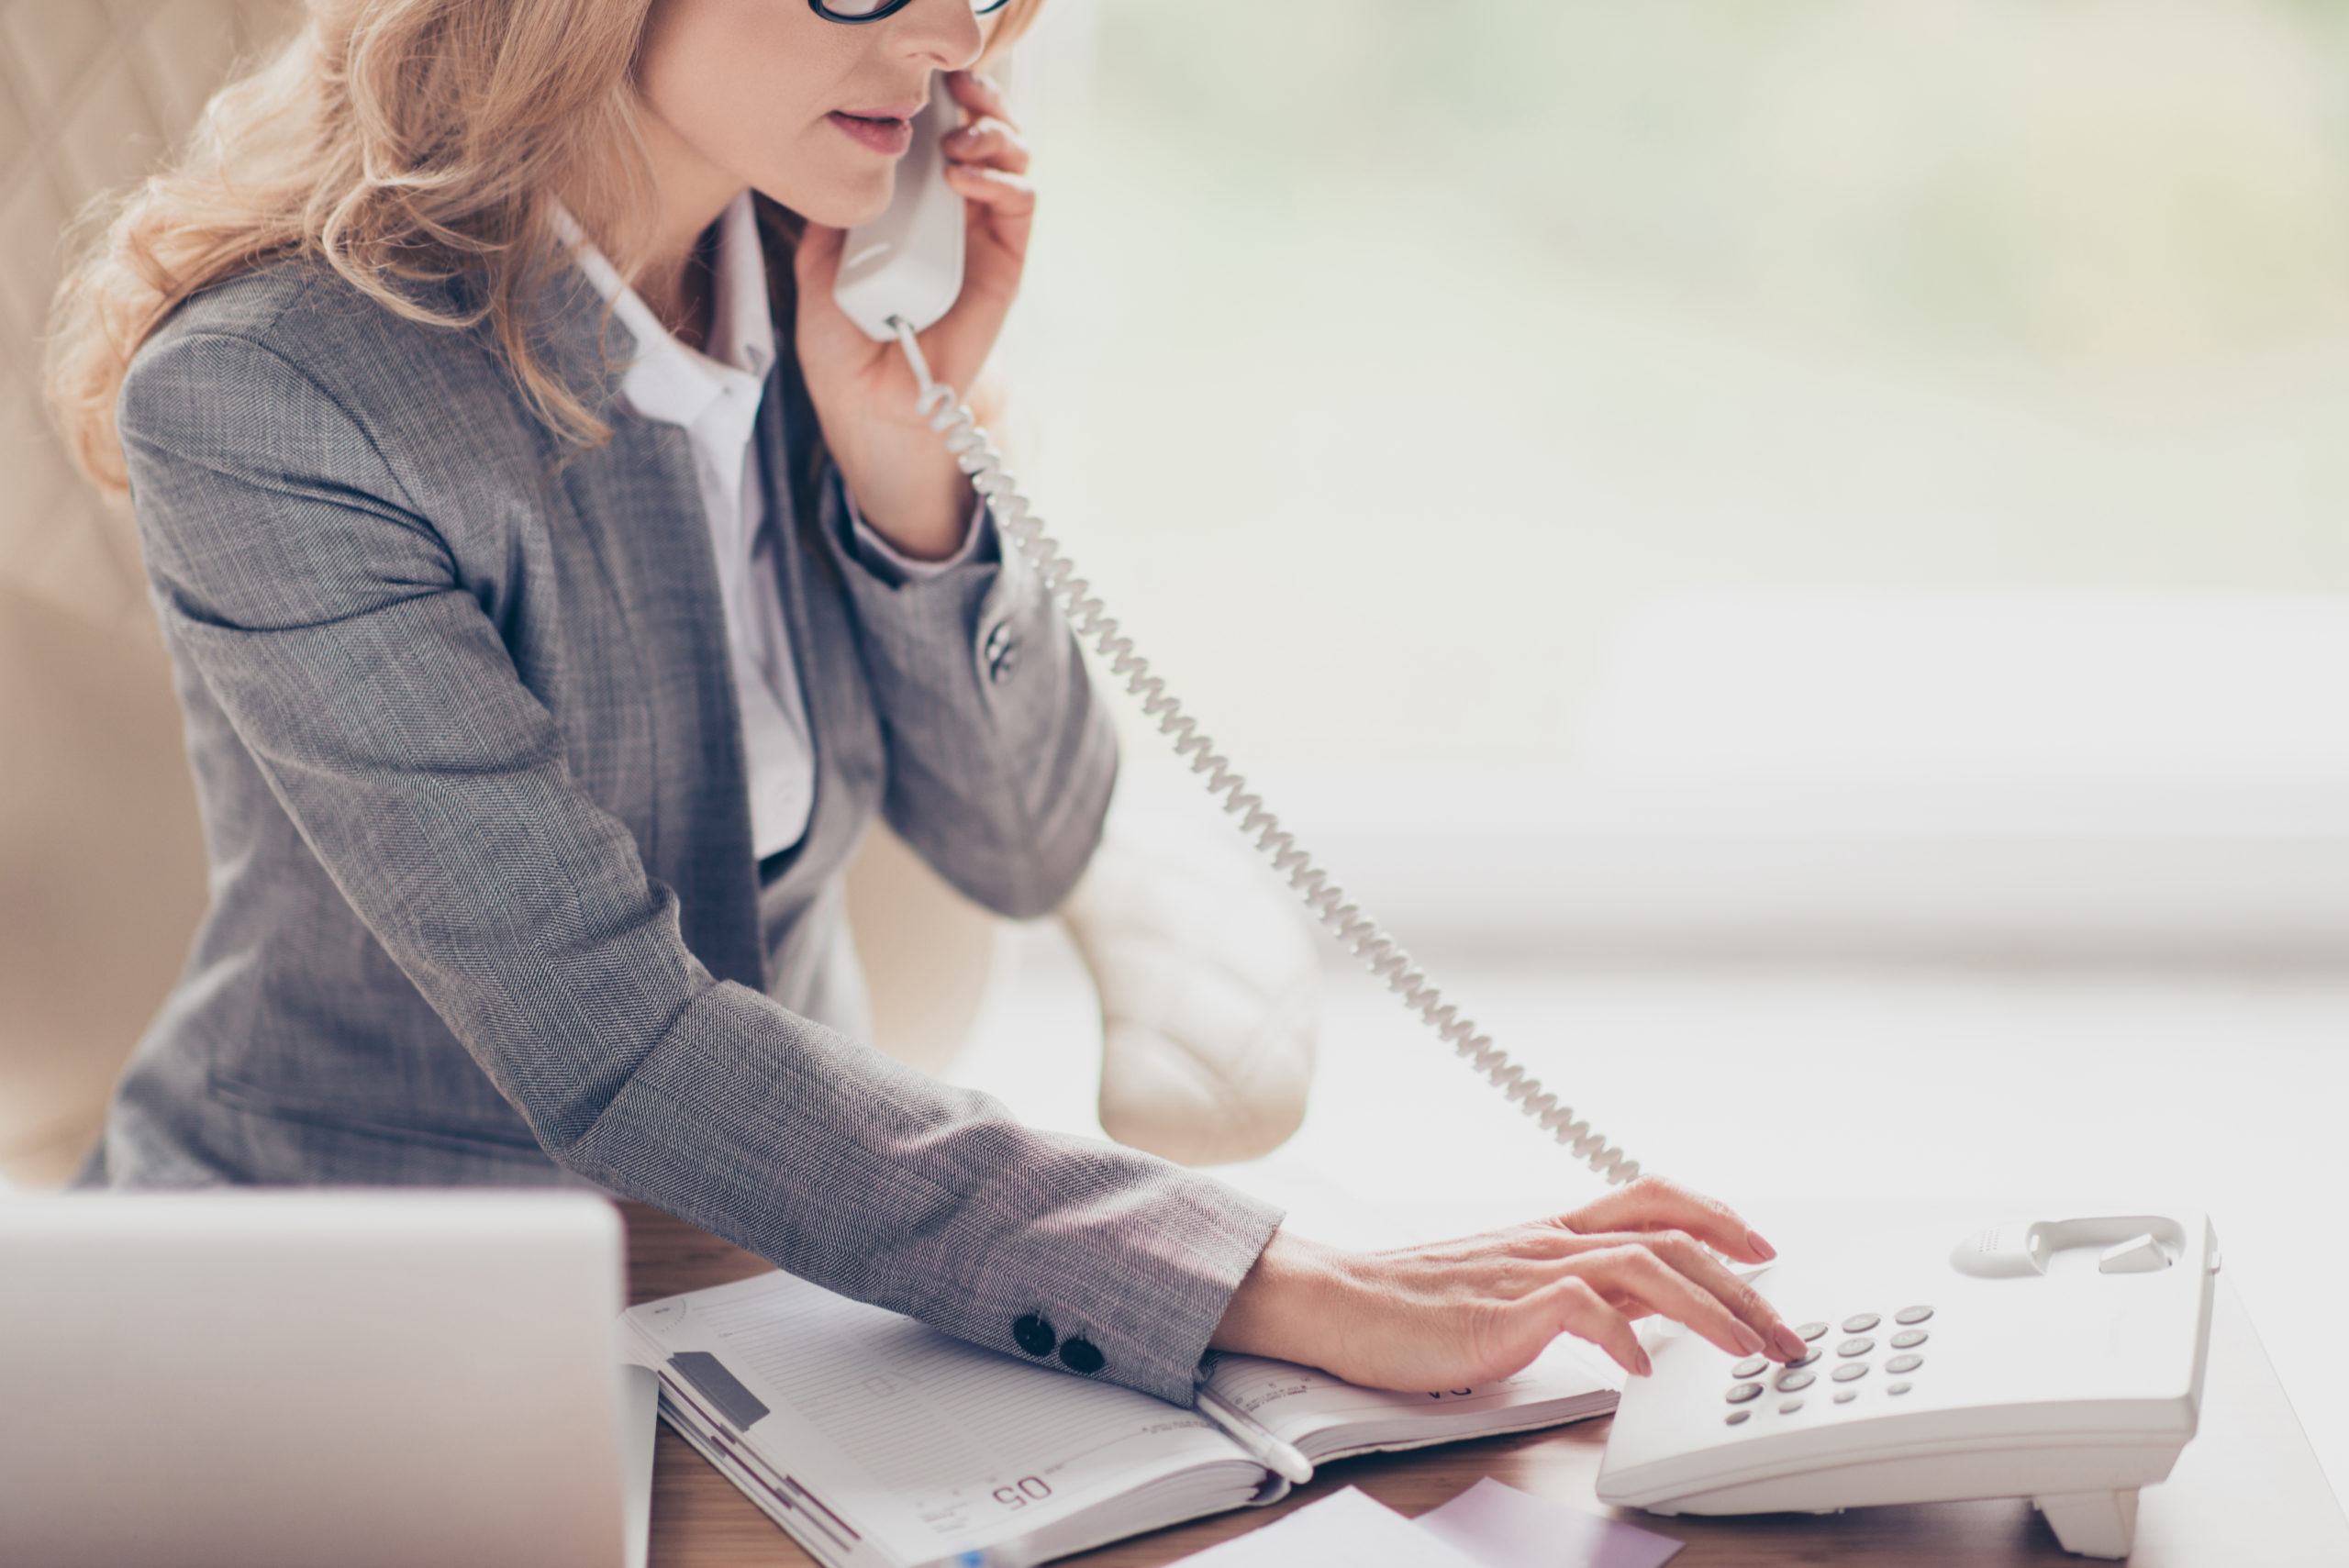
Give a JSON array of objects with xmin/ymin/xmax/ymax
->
[
  {"xmin": 974, "ymin": 1165, "xmax": 1288, "ymax": 1407},
  {"xmin": 565, "ymin": 978, "xmax": 1286, "ymax": 1407},
  {"xmin": 839, "ymin": 472, "xmax": 995, "ymax": 586}
]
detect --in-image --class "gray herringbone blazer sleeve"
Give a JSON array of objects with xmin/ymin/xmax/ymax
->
[
  {"xmin": 119, "ymin": 326, "xmax": 1280, "ymax": 1407},
  {"xmin": 822, "ymin": 478, "xmax": 1116, "ymax": 919}
]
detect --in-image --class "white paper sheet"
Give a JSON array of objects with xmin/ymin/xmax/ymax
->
[
  {"xmin": 1172, "ymin": 1487, "xmax": 1482, "ymax": 1567},
  {"xmin": 1413, "ymin": 1478, "xmax": 1684, "ymax": 1568}
]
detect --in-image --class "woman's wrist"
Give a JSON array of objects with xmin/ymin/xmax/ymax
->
[
  {"xmin": 1208, "ymin": 1227, "xmax": 1352, "ymax": 1367},
  {"xmin": 843, "ymin": 460, "xmax": 971, "ymax": 562}
]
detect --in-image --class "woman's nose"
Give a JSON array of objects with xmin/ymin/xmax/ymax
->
[{"xmin": 895, "ymin": 0, "xmax": 985, "ymax": 73}]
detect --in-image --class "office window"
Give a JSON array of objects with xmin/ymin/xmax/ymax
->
[{"xmin": 1008, "ymin": 0, "xmax": 2349, "ymax": 769}]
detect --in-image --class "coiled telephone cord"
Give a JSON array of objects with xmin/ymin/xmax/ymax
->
[{"xmin": 887, "ymin": 320, "xmax": 1640, "ymax": 1186}]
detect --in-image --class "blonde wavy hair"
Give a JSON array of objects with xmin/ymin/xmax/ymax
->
[{"xmin": 46, "ymin": 0, "xmax": 1044, "ymax": 493}]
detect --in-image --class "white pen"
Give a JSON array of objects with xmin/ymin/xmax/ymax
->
[{"xmin": 1194, "ymin": 1384, "xmax": 1314, "ymax": 1485}]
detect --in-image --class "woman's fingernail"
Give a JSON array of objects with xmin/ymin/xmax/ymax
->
[
  {"xmin": 1633, "ymin": 1345, "xmax": 1653, "ymax": 1377},
  {"xmin": 1772, "ymin": 1324, "xmax": 1809, "ymax": 1361},
  {"xmin": 1731, "ymin": 1321, "xmax": 1765, "ymax": 1355},
  {"xmin": 1746, "ymin": 1229, "xmax": 1777, "ymax": 1261}
]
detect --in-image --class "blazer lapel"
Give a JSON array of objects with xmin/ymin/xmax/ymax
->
[
  {"xmin": 763, "ymin": 351, "xmax": 885, "ymax": 825},
  {"xmin": 537, "ymin": 287, "xmax": 768, "ymax": 991}
]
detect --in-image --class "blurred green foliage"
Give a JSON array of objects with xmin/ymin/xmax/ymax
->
[{"xmin": 1083, "ymin": 0, "xmax": 2349, "ymax": 361}]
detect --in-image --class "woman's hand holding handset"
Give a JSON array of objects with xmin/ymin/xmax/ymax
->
[
  {"xmin": 1210, "ymin": 1175, "xmax": 1810, "ymax": 1389},
  {"xmin": 793, "ymin": 68, "xmax": 1030, "ymax": 562}
]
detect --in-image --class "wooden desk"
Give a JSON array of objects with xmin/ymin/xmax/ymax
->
[{"xmin": 628, "ymin": 1203, "xmax": 2349, "ymax": 1566}]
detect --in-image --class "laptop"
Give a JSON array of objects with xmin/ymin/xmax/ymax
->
[{"xmin": 0, "ymin": 1189, "xmax": 658, "ymax": 1568}]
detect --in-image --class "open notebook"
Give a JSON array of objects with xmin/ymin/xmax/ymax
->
[{"xmin": 624, "ymin": 1270, "xmax": 1620, "ymax": 1568}]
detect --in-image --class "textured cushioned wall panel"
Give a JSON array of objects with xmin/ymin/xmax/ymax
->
[
  {"xmin": 0, "ymin": 0, "xmax": 295, "ymax": 629},
  {"xmin": 0, "ymin": 1, "xmax": 295, "ymax": 1184}
]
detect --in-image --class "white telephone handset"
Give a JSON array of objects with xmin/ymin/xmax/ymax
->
[
  {"xmin": 838, "ymin": 82, "xmax": 2216, "ymax": 1562},
  {"xmin": 834, "ymin": 80, "xmax": 966, "ymax": 342}
]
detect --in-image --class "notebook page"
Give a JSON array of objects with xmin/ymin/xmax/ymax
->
[
  {"xmin": 631, "ymin": 1272, "xmax": 1254, "ymax": 1563},
  {"xmin": 1201, "ymin": 1337, "xmax": 1621, "ymax": 1460}
]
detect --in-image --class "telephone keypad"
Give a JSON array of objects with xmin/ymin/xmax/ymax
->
[{"xmin": 1723, "ymin": 1304, "xmax": 1936, "ymax": 1427}]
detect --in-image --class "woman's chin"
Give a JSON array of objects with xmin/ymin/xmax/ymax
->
[{"xmin": 776, "ymin": 169, "xmax": 897, "ymax": 232}]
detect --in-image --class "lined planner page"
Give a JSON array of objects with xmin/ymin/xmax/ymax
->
[
  {"xmin": 1203, "ymin": 1338, "xmax": 1620, "ymax": 1454},
  {"xmin": 638, "ymin": 1272, "xmax": 1248, "ymax": 1555}
]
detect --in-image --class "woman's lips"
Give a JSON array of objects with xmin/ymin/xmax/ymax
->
[{"xmin": 827, "ymin": 111, "xmax": 912, "ymax": 156}]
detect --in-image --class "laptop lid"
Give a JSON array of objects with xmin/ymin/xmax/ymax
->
[{"xmin": 0, "ymin": 1189, "xmax": 632, "ymax": 1568}]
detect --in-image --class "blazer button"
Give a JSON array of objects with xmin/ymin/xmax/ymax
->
[
  {"xmin": 1011, "ymin": 1314, "xmax": 1056, "ymax": 1357},
  {"xmin": 1058, "ymin": 1338, "xmax": 1105, "ymax": 1375},
  {"xmin": 983, "ymin": 623, "xmax": 1019, "ymax": 684}
]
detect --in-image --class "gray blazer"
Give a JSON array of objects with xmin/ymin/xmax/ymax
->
[{"xmin": 94, "ymin": 260, "xmax": 1280, "ymax": 1405}]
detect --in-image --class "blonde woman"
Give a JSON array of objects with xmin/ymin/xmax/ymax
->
[{"xmin": 49, "ymin": 0, "xmax": 1804, "ymax": 1404}]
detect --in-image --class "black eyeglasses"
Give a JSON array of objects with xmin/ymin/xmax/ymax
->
[{"xmin": 809, "ymin": 0, "xmax": 1010, "ymax": 20}]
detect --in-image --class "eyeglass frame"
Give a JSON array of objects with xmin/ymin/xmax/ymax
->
[{"xmin": 807, "ymin": 0, "xmax": 1010, "ymax": 22}]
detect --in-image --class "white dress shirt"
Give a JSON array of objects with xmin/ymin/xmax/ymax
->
[{"xmin": 561, "ymin": 195, "xmax": 982, "ymax": 859}]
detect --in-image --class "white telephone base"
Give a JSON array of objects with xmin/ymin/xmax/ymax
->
[
  {"xmin": 1598, "ymin": 1203, "xmax": 2217, "ymax": 1561},
  {"xmin": 2033, "ymin": 1490, "xmax": 2139, "ymax": 1560}
]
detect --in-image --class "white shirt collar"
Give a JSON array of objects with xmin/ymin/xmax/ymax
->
[{"xmin": 552, "ymin": 194, "xmax": 775, "ymax": 431}]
